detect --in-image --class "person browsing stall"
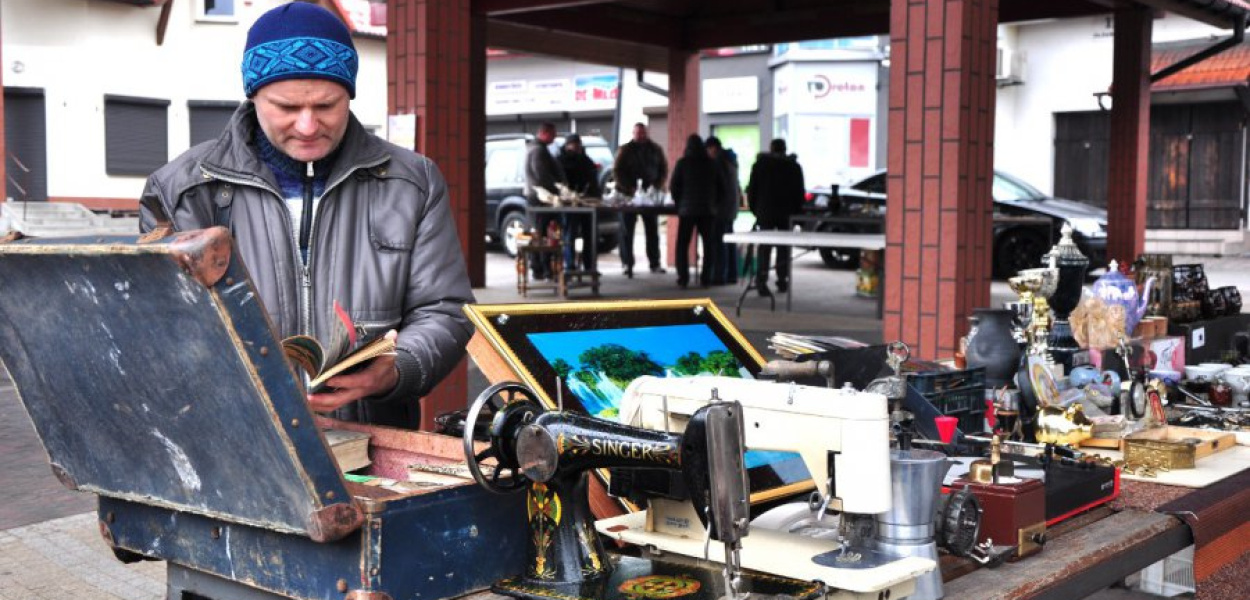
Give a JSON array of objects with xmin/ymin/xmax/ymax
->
[
  {"xmin": 523, "ymin": 122, "xmax": 567, "ymax": 280},
  {"xmin": 139, "ymin": 3, "xmax": 474, "ymax": 429},
  {"xmin": 613, "ymin": 123, "xmax": 668, "ymax": 278},
  {"xmin": 746, "ymin": 139, "xmax": 805, "ymax": 296},
  {"xmin": 669, "ymin": 134, "xmax": 723, "ymax": 288},
  {"xmin": 556, "ymin": 133, "xmax": 599, "ymax": 273}
]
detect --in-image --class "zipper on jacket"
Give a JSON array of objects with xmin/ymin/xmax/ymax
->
[
  {"xmin": 299, "ymin": 162, "xmax": 314, "ymax": 260},
  {"xmin": 200, "ymin": 164, "xmax": 312, "ymax": 339},
  {"xmin": 295, "ymin": 155, "xmax": 388, "ymax": 342},
  {"xmin": 299, "ymin": 162, "xmax": 316, "ymax": 344},
  {"xmin": 200, "ymin": 153, "xmax": 389, "ymax": 342}
]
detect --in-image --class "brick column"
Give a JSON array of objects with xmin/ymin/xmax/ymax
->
[
  {"xmin": 1106, "ymin": 6, "xmax": 1151, "ymax": 264},
  {"xmin": 665, "ymin": 50, "xmax": 699, "ymax": 267},
  {"xmin": 884, "ymin": 0, "xmax": 999, "ymax": 360},
  {"xmin": 387, "ymin": 0, "xmax": 485, "ymax": 429},
  {"xmin": 1, "ymin": 9, "xmax": 6, "ymax": 203}
]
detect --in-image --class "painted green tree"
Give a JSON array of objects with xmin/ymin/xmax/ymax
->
[
  {"xmin": 700, "ymin": 350, "xmax": 742, "ymax": 377},
  {"xmin": 579, "ymin": 343, "xmax": 664, "ymax": 387},
  {"xmin": 673, "ymin": 351, "xmax": 706, "ymax": 376},
  {"xmin": 552, "ymin": 358, "xmax": 573, "ymax": 379}
]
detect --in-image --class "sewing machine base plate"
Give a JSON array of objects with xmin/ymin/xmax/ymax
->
[{"xmin": 492, "ymin": 556, "xmax": 823, "ymax": 600}]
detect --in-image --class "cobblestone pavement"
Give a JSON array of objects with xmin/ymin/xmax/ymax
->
[
  {"xmin": 0, "ymin": 513, "xmax": 164, "ymax": 599},
  {"xmin": 0, "ymin": 374, "xmax": 95, "ymax": 531}
]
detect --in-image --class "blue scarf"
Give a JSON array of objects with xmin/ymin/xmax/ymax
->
[{"xmin": 254, "ymin": 132, "xmax": 335, "ymax": 199}]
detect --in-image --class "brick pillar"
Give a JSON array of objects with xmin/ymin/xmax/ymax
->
[
  {"xmin": 387, "ymin": 0, "xmax": 485, "ymax": 429},
  {"xmin": 884, "ymin": 0, "xmax": 999, "ymax": 360},
  {"xmin": 1, "ymin": 9, "xmax": 6, "ymax": 203},
  {"xmin": 1106, "ymin": 7, "xmax": 1151, "ymax": 264},
  {"xmin": 665, "ymin": 50, "xmax": 700, "ymax": 267}
]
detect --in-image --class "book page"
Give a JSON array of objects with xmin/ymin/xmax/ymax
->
[{"xmin": 308, "ymin": 335, "xmax": 397, "ymax": 392}]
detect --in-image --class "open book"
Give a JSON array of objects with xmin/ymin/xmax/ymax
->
[{"xmin": 282, "ymin": 300, "xmax": 396, "ymax": 393}]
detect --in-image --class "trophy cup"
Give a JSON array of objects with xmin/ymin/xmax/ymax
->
[
  {"xmin": 1007, "ymin": 264, "xmax": 1058, "ymax": 355},
  {"xmin": 1043, "ymin": 223, "xmax": 1090, "ymax": 373}
]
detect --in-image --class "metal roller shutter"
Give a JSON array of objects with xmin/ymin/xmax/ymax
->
[
  {"xmin": 104, "ymin": 95, "xmax": 170, "ymax": 177},
  {"xmin": 188, "ymin": 101, "xmax": 239, "ymax": 147},
  {"xmin": 4, "ymin": 88, "xmax": 48, "ymax": 202}
]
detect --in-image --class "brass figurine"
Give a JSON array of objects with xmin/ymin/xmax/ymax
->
[{"xmin": 1036, "ymin": 403, "xmax": 1093, "ymax": 446}]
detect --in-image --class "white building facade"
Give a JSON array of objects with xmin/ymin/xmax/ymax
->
[
  {"xmin": 994, "ymin": 13, "xmax": 1246, "ymax": 253},
  {"xmin": 2, "ymin": 0, "xmax": 388, "ymax": 205}
]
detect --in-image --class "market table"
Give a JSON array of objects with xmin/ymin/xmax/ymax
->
[
  {"xmin": 524, "ymin": 204, "xmax": 680, "ymax": 297},
  {"xmin": 459, "ymin": 470, "xmax": 1250, "ymax": 600},
  {"xmin": 723, "ymin": 229, "xmax": 886, "ymax": 315}
]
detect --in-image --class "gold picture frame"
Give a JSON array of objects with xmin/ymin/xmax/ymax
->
[{"xmin": 464, "ymin": 298, "xmax": 811, "ymax": 502}]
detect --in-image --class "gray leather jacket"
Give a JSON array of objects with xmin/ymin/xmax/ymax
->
[{"xmin": 140, "ymin": 103, "xmax": 474, "ymax": 426}]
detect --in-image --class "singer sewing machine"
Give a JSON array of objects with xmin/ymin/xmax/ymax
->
[
  {"xmin": 461, "ymin": 381, "xmax": 825, "ymax": 600},
  {"xmin": 595, "ymin": 375, "xmax": 934, "ymax": 600}
]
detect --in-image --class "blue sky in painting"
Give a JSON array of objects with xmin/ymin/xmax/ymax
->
[{"xmin": 527, "ymin": 324, "xmax": 733, "ymax": 368}]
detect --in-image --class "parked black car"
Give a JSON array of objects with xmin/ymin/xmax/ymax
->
[
  {"xmin": 485, "ymin": 133, "xmax": 619, "ymax": 257},
  {"xmin": 802, "ymin": 170, "xmax": 1108, "ymax": 277}
]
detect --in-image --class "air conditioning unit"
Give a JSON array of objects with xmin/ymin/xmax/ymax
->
[{"xmin": 996, "ymin": 46, "xmax": 1024, "ymax": 85}]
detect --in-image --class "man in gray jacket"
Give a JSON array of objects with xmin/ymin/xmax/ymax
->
[
  {"xmin": 140, "ymin": 3, "xmax": 473, "ymax": 428},
  {"xmin": 523, "ymin": 122, "xmax": 565, "ymax": 280}
]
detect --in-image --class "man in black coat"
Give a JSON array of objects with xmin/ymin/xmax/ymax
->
[
  {"xmin": 524, "ymin": 122, "xmax": 566, "ymax": 279},
  {"xmin": 613, "ymin": 123, "xmax": 668, "ymax": 277},
  {"xmin": 746, "ymin": 138, "xmax": 805, "ymax": 296},
  {"xmin": 556, "ymin": 134, "xmax": 600, "ymax": 272},
  {"xmin": 670, "ymin": 134, "xmax": 723, "ymax": 288}
]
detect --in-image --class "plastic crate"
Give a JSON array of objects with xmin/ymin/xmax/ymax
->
[
  {"xmin": 907, "ymin": 367, "xmax": 986, "ymax": 395},
  {"xmin": 908, "ymin": 367, "xmax": 987, "ymax": 434},
  {"xmin": 1137, "ymin": 545, "xmax": 1195, "ymax": 597}
]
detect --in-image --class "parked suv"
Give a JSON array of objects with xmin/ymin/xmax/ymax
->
[
  {"xmin": 803, "ymin": 170, "xmax": 1107, "ymax": 277},
  {"xmin": 485, "ymin": 133, "xmax": 620, "ymax": 257}
]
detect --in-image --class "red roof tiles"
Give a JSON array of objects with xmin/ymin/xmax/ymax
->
[{"xmin": 1151, "ymin": 38, "xmax": 1250, "ymax": 91}]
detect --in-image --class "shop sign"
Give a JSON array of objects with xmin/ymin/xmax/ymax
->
[
  {"xmin": 702, "ymin": 77, "xmax": 759, "ymax": 114},
  {"xmin": 774, "ymin": 62, "xmax": 877, "ymax": 115},
  {"xmin": 573, "ymin": 74, "xmax": 620, "ymax": 107}
]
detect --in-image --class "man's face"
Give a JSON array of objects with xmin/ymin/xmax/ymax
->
[
  {"xmin": 253, "ymin": 79, "xmax": 350, "ymax": 162},
  {"xmin": 706, "ymin": 146, "xmax": 719, "ymax": 159},
  {"xmin": 537, "ymin": 127, "xmax": 555, "ymax": 145},
  {"xmin": 632, "ymin": 125, "xmax": 648, "ymax": 143}
]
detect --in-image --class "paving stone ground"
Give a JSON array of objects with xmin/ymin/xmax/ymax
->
[{"xmin": 0, "ymin": 513, "xmax": 164, "ymax": 599}]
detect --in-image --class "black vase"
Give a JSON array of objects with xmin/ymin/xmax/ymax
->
[
  {"xmin": 966, "ymin": 308, "xmax": 1023, "ymax": 388},
  {"xmin": 1045, "ymin": 225, "xmax": 1089, "ymax": 373}
]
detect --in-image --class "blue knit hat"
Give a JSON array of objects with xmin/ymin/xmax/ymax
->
[{"xmin": 242, "ymin": 2, "xmax": 358, "ymax": 98}]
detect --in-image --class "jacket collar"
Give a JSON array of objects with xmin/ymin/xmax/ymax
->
[{"xmin": 199, "ymin": 102, "xmax": 390, "ymax": 191}]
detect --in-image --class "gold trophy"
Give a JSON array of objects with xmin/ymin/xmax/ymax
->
[{"xmin": 1007, "ymin": 262, "xmax": 1059, "ymax": 356}]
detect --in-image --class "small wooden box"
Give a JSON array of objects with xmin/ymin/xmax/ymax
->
[{"xmin": 1123, "ymin": 426, "xmax": 1236, "ymax": 469}]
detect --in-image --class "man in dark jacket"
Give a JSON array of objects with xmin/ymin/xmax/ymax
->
[
  {"xmin": 746, "ymin": 138, "xmax": 806, "ymax": 296},
  {"xmin": 613, "ymin": 123, "xmax": 667, "ymax": 277},
  {"xmin": 524, "ymin": 122, "xmax": 566, "ymax": 279},
  {"xmin": 139, "ymin": 3, "xmax": 473, "ymax": 429},
  {"xmin": 556, "ymin": 133, "xmax": 598, "ymax": 272},
  {"xmin": 670, "ymin": 134, "xmax": 722, "ymax": 288},
  {"xmin": 706, "ymin": 136, "xmax": 741, "ymax": 285}
]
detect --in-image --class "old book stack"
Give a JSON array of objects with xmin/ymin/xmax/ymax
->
[{"xmin": 324, "ymin": 429, "xmax": 371, "ymax": 473}]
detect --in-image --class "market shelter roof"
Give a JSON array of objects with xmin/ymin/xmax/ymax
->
[
  {"xmin": 474, "ymin": 0, "xmax": 1126, "ymax": 72},
  {"xmin": 1152, "ymin": 38, "xmax": 1250, "ymax": 91},
  {"xmin": 474, "ymin": 1, "xmax": 1250, "ymax": 73}
]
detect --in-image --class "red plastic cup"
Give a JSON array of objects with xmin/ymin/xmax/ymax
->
[{"xmin": 935, "ymin": 416, "xmax": 958, "ymax": 444}]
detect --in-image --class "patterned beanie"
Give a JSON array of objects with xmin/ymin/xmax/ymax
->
[{"xmin": 242, "ymin": 2, "xmax": 358, "ymax": 98}]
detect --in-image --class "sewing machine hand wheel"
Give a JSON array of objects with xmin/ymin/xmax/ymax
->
[{"xmin": 462, "ymin": 381, "xmax": 543, "ymax": 494}]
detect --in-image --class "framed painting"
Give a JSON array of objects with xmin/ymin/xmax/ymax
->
[{"xmin": 465, "ymin": 298, "xmax": 812, "ymax": 503}]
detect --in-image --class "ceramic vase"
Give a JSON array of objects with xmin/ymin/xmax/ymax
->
[
  {"xmin": 1044, "ymin": 224, "xmax": 1089, "ymax": 373},
  {"xmin": 966, "ymin": 308, "xmax": 1023, "ymax": 388}
]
